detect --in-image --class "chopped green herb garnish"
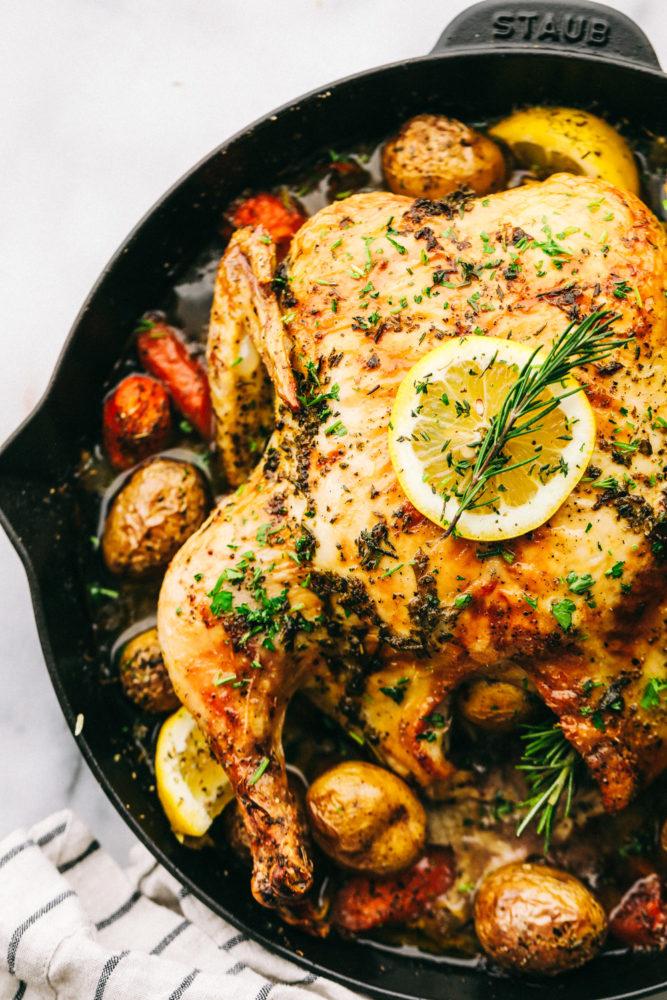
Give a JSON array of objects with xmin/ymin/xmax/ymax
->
[
  {"xmin": 380, "ymin": 677, "xmax": 410, "ymax": 704},
  {"xmin": 566, "ymin": 571, "xmax": 595, "ymax": 595},
  {"xmin": 605, "ymin": 560, "xmax": 624, "ymax": 579},
  {"xmin": 641, "ymin": 677, "xmax": 667, "ymax": 710},
  {"xmin": 249, "ymin": 756, "xmax": 269, "ymax": 785},
  {"xmin": 214, "ymin": 672, "xmax": 236, "ymax": 686},
  {"xmin": 88, "ymin": 584, "xmax": 119, "ymax": 599},
  {"xmin": 551, "ymin": 598, "xmax": 576, "ymax": 631}
]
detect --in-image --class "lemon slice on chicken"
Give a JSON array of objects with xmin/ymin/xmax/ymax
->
[
  {"xmin": 488, "ymin": 106, "xmax": 639, "ymax": 194},
  {"xmin": 156, "ymin": 705, "xmax": 233, "ymax": 838},
  {"xmin": 388, "ymin": 336, "xmax": 596, "ymax": 541}
]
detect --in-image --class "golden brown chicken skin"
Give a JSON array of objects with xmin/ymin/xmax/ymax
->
[{"xmin": 158, "ymin": 175, "xmax": 667, "ymax": 907}]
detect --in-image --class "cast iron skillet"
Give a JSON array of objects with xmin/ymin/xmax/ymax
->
[{"xmin": 2, "ymin": 2, "xmax": 667, "ymax": 996}]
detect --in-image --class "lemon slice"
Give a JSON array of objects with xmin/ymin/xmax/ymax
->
[
  {"xmin": 388, "ymin": 336, "xmax": 596, "ymax": 541},
  {"xmin": 488, "ymin": 106, "xmax": 639, "ymax": 194},
  {"xmin": 156, "ymin": 705, "xmax": 234, "ymax": 838}
]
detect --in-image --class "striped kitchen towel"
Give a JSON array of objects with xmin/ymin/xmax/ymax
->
[{"xmin": 0, "ymin": 810, "xmax": 364, "ymax": 1000}]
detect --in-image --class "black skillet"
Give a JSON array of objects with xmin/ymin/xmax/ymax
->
[{"xmin": 2, "ymin": 1, "xmax": 667, "ymax": 996}]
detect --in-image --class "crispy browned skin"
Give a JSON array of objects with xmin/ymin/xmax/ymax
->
[{"xmin": 159, "ymin": 176, "xmax": 667, "ymax": 906}]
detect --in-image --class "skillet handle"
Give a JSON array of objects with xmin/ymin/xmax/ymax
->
[{"xmin": 433, "ymin": 0, "xmax": 660, "ymax": 69}]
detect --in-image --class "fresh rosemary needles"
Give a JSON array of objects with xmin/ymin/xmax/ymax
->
[
  {"xmin": 443, "ymin": 309, "xmax": 628, "ymax": 537},
  {"xmin": 516, "ymin": 722, "xmax": 581, "ymax": 851}
]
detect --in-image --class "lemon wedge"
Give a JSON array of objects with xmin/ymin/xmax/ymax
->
[
  {"xmin": 488, "ymin": 106, "xmax": 639, "ymax": 194},
  {"xmin": 155, "ymin": 705, "xmax": 234, "ymax": 838},
  {"xmin": 388, "ymin": 336, "xmax": 596, "ymax": 541}
]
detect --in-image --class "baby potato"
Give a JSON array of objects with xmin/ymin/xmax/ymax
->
[
  {"xmin": 305, "ymin": 760, "xmax": 426, "ymax": 876},
  {"xmin": 119, "ymin": 626, "xmax": 180, "ymax": 713},
  {"xmin": 102, "ymin": 458, "xmax": 208, "ymax": 577},
  {"xmin": 474, "ymin": 862, "xmax": 607, "ymax": 975},
  {"xmin": 382, "ymin": 113, "xmax": 505, "ymax": 199},
  {"xmin": 457, "ymin": 677, "xmax": 535, "ymax": 732}
]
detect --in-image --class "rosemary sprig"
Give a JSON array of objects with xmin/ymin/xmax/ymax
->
[
  {"xmin": 443, "ymin": 310, "xmax": 627, "ymax": 536},
  {"xmin": 515, "ymin": 723, "xmax": 581, "ymax": 851}
]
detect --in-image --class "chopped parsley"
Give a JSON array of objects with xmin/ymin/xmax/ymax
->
[
  {"xmin": 325, "ymin": 420, "xmax": 347, "ymax": 437},
  {"xmin": 207, "ymin": 575, "xmax": 235, "ymax": 615},
  {"xmin": 380, "ymin": 677, "xmax": 410, "ymax": 704},
  {"xmin": 605, "ymin": 560, "xmax": 624, "ymax": 579},
  {"xmin": 613, "ymin": 280, "xmax": 633, "ymax": 299},
  {"xmin": 641, "ymin": 678, "xmax": 667, "ymax": 711},
  {"xmin": 476, "ymin": 544, "xmax": 515, "ymax": 564},
  {"xmin": 386, "ymin": 235, "xmax": 407, "ymax": 255},
  {"xmin": 566, "ymin": 571, "xmax": 595, "ymax": 596},
  {"xmin": 88, "ymin": 584, "xmax": 119, "ymax": 599},
  {"xmin": 551, "ymin": 598, "xmax": 576, "ymax": 631}
]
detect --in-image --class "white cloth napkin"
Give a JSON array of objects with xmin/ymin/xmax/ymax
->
[{"xmin": 0, "ymin": 810, "xmax": 364, "ymax": 1000}]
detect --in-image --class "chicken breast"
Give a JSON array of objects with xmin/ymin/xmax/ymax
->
[{"xmin": 158, "ymin": 175, "xmax": 667, "ymax": 907}]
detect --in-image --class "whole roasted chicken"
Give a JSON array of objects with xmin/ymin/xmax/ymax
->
[{"xmin": 158, "ymin": 174, "xmax": 667, "ymax": 908}]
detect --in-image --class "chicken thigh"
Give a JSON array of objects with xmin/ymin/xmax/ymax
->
[{"xmin": 158, "ymin": 175, "xmax": 667, "ymax": 907}]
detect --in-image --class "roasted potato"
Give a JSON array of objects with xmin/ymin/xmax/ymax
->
[
  {"xmin": 382, "ymin": 114, "xmax": 505, "ymax": 199},
  {"xmin": 102, "ymin": 458, "xmax": 208, "ymax": 577},
  {"xmin": 119, "ymin": 626, "xmax": 179, "ymax": 713},
  {"xmin": 457, "ymin": 677, "xmax": 535, "ymax": 732},
  {"xmin": 474, "ymin": 862, "xmax": 607, "ymax": 975},
  {"xmin": 305, "ymin": 760, "xmax": 426, "ymax": 876}
]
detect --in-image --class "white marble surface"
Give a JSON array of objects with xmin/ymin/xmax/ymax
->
[{"xmin": 1, "ymin": 0, "xmax": 666, "ymax": 864}]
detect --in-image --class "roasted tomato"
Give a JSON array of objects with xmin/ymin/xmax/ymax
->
[
  {"xmin": 332, "ymin": 847, "xmax": 454, "ymax": 933},
  {"xmin": 137, "ymin": 315, "xmax": 213, "ymax": 439},
  {"xmin": 230, "ymin": 192, "xmax": 305, "ymax": 253},
  {"xmin": 103, "ymin": 374, "xmax": 171, "ymax": 469},
  {"xmin": 609, "ymin": 874, "xmax": 667, "ymax": 948}
]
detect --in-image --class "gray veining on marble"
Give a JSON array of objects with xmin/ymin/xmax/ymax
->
[{"xmin": 1, "ymin": 0, "xmax": 665, "ymax": 865}]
